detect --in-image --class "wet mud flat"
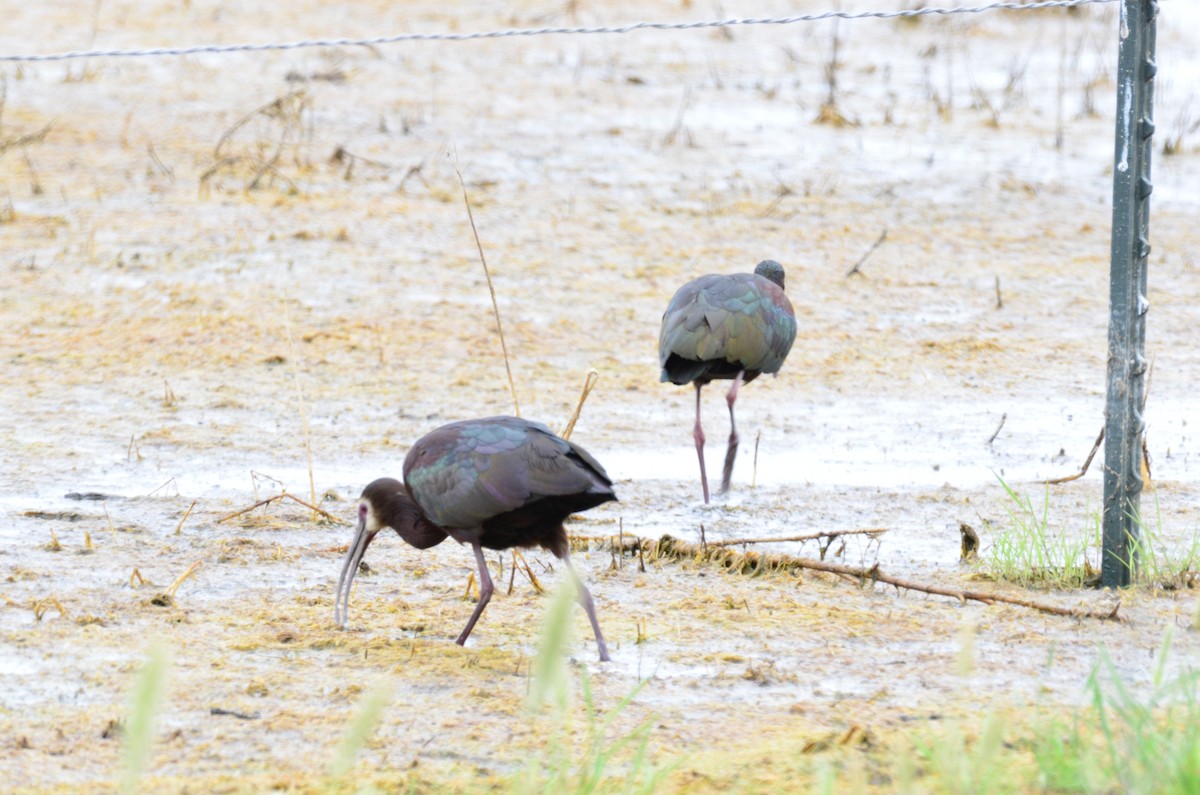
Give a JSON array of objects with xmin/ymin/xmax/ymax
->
[{"xmin": 3, "ymin": 0, "xmax": 1200, "ymax": 791}]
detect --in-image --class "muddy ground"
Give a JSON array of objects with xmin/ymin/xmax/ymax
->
[{"xmin": 2, "ymin": 1, "xmax": 1200, "ymax": 792}]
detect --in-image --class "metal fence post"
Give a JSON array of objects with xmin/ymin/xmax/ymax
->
[{"xmin": 1102, "ymin": 0, "xmax": 1157, "ymax": 588}]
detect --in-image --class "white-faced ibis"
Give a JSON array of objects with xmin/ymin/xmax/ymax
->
[
  {"xmin": 334, "ymin": 416, "xmax": 615, "ymax": 661},
  {"xmin": 659, "ymin": 260, "xmax": 797, "ymax": 503}
]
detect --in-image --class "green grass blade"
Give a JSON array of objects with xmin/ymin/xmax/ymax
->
[
  {"xmin": 118, "ymin": 644, "xmax": 170, "ymax": 795},
  {"xmin": 327, "ymin": 682, "xmax": 392, "ymax": 786},
  {"xmin": 528, "ymin": 580, "xmax": 577, "ymax": 714}
]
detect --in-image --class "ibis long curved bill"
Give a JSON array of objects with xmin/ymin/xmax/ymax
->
[{"xmin": 334, "ymin": 508, "xmax": 375, "ymax": 628}]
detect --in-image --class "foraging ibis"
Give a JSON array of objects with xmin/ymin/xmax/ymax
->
[
  {"xmin": 334, "ymin": 416, "xmax": 615, "ymax": 661},
  {"xmin": 659, "ymin": 260, "xmax": 797, "ymax": 503}
]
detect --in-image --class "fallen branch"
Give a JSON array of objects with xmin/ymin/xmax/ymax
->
[
  {"xmin": 705, "ymin": 527, "xmax": 886, "ymax": 548},
  {"xmin": 845, "ymin": 228, "xmax": 888, "ymax": 278},
  {"xmin": 217, "ymin": 492, "xmax": 344, "ymax": 525},
  {"xmin": 1042, "ymin": 426, "xmax": 1104, "ymax": 485},
  {"xmin": 571, "ymin": 533, "xmax": 1122, "ymax": 622}
]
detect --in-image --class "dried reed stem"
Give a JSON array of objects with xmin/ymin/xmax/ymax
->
[{"xmin": 559, "ymin": 369, "xmax": 599, "ymax": 441}]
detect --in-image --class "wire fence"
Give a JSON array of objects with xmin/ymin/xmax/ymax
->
[{"xmin": 0, "ymin": 0, "xmax": 1120, "ymax": 63}]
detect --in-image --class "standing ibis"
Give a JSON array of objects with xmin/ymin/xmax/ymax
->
[
  {"xmin": 334, "ymin": 416, "xmax": 615, "ymax": 661},
  {"xmin": 658, "ymin": 260, "xmax": 797, "ymax": 503}
]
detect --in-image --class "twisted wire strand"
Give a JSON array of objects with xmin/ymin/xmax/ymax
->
[{"xmin": 0, "ymin": 0, "xmax": 1119, "ymax": 63}]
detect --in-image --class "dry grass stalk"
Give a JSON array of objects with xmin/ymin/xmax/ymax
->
[
  {"xmin": 453, "ymin": 162, "xmax": 520, "ymax": 417},
  {"xmin": 127, "ymin": 434, "xmax": 142, "ymax": 462},
  {"xmin": 559, "ymin": 369, "xmax": 599, "ymax": 441},
  {"xmin": 32, "ymin": 596, "xmax": 66, "ymax": 621},
  {"xmin": 513, "ymin": 549, "xmax": 545, "ymax": 594},
  {"xmin": 0, "ymin": 122, "xmax": 52, "ymax": 156},
  {"xmin": 174, "ymin": 501, "xmax": 197, "ymax": 536},
  {"xmin": 282, "ymin": 303, "xmax": 318, "ymax": 513},
  {"xmin": 199, "ymin": 89, "xmax": 310, "ymax": 192},
  {"xmin": 153, "ymin": 560, "xmax": 203, "ymax": 606}
]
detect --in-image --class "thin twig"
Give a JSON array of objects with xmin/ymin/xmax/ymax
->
[
  {"xmin": 1042, "ymin": 426, "xmax": 1105, "ymax": 485},
  {"xmin": 986, "ymin": 412, "xmax": 1007, "ymax": 446},
  {"xmin": 845, "ymin": 228, "xmax": 888, "ymax": 278},
  {"xmin": 559, "ymin": 369, "xmax": 599, "ymax": 441},
  {"xmin": 216, "ymin": 492, "xmax": 344, "ymax": 524},
  {"xmin": 453, "ymin": 159, "xmax": 520, "ymax": 417},
  {"xmin": 145, "ymin": 478, "xmax": 178, "ymax": 498}
]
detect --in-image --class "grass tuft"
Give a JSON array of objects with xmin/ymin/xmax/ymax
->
[
  {"xmin": 518, "ymin": 582, "xmax": 674, "ymax": 794},
  {"xmin": 984, "ymin": 476, "xmax": 1098, "ymax": 588}
]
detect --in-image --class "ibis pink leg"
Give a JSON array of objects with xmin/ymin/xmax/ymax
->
[
  {"xmin": 564, "ymin": 554, "xmax": 611, "ymax": 662},
  {"xmin": 456, "ymin": 542, "xmax": 494, "ymax": 646},
  {"xmin": 720, "ymin": 370, "xmax": 745, "ymax": 495},
  {"xmin": 693, "ymin": 382, "xmax": 710, "ymax": 504}
]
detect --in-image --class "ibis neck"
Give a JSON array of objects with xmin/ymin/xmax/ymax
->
[{"xmin": 380, "ymin": 489, "xmax": 448, "ymax": 551}]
